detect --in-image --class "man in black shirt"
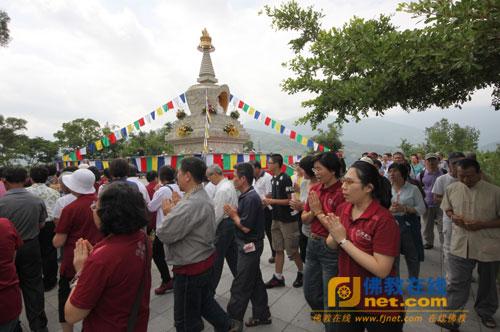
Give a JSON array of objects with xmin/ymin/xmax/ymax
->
[
  {"xmin": 263, "ymin": 154, "xmax": 304, "ymax": 288},
  {"xmin": 224, "ymin": 163, "xmax": 271, "ymax": 330}
]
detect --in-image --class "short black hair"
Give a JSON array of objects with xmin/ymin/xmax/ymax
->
[
  {"xmin": 180, "ymin": 157, "xmax": 206, "ymax": 184},
  {"xmin": 4, "ymin": 167, "xmax": 28, "ymax": 184},
  {"xmin": 312, "ymin": 152, "xmax": 342, "ymax": 178},
  {"xmin": 128, "ymin": 164, "xmax": 138, "ymax": 177},
  {"xmin": 87, "ymin": 166, "xmax": 101, "ymax": 182},
  {"xmin": 373, "ymin": 159, "xmax": 382, "ymax": 169},
  {"xmin": 62, "ymin": 166, "xmax": 78, "ymax": 173},
  {"xmin": 448, "ymin": 151, "xmax": 465, "ymax": 161},
  {"xmin": 109, "ymin": 158, "xmax": 129, "ymax": 178},
  {"xmin": 388, "ymin": 162, "xmax": 409, "ymax": 181},
  {"xmin": 351, "ymin": 161, "xmax": 392, "ymax": 209},
  {"xmin": 270, "ymin": 154, "xmax": 283, "ymax": 167},
  {"xmin": 146, "ymin": 170, "xmax": 158, "ymax": 182},
  {"xmin": 235, "ymin": 163, "xmax": 254, "ymax": 184},
  {"xmin": 159, "ymin": 166, "xmax": 175, "ymax": 183},
  {"xmin": 45, "ymin": 164, "xmax": 57, "ymax": 176},
  {"xmin": 298, "ymin": 155, "xmax": 315, "ymax": 178},
  {"xmin": 248, "ymin": 160, "xmax": 261, "ymax": 170},
  {"xmin": 97, "ymin": 182, "xmax": 149, "ymax": 236},
  {"xmin": 30, "ymin": 166, "xmax": 49, "ymax": 183},
  {"xmin": 103, "ymin": 168, "xmax": 111, "ymax": 179},
  {"xmin": 456, "ymin": 158, "xmax": 480, "ymax": 173}
]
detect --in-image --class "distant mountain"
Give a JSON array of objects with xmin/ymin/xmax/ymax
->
[
  {"xmin": 480, "ymin": 141, "xmax": 500, "ymax": 152},
  {"xmin": 243, "ymin": 115, "xmax": 424, "ymax": 147}
]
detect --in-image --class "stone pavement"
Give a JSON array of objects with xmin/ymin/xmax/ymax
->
[{"xmin": 20, "ymin": 229, "xmax": 500, "ymax": 331}]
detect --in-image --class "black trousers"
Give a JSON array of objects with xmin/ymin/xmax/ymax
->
[
  {"xmin": 227, "ymin": 239, "xmax": 270, "ymax": 322},
  {"xmin": 211, "ymin": 218, "xmax": 238, "ymax": 290},
  {"xmin": 15, "ymin": 238, "xmax": 48, "ymax": 332},
  {"xmin": 263, "ymin": 208, "xmax": 275, "ymax": 258},
  {"xmin": 38, "ymin": 221, "xmax": 58, "ymax": 288},
  {"xmin": 153, "ymin": 235, "xmax": 172, "ymax": 284},
  {"xmin": 297, "ymin": 217, "xmax": 308, "ymax": 263}
]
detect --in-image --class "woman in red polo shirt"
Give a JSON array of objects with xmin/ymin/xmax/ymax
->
[
  {"xmin": 325, "ymin": 161, "xmax": 404, "ymax": 332},
  {"xmin": 64, "ymin": 182, "xmax": 151, "ymax": 332},
  {"xmin": 301, "ymin": 152, "xmax": 345, "ymax": 331}
]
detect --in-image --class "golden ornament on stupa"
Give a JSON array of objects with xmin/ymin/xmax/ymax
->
[{"xmin": 198, "ymin": 28, "xmax": 215, "ymax": 52}]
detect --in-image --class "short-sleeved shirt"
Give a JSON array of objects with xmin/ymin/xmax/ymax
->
[
  {"xmin": 432, "ymin": 173, "xmax": 457, "ymax": 226},
  {"xmin": 304, "ymin": 181, "xmax": 344, "ymax": 237},
  {"xmin": 53, "ymin": 194, "xmax": 77, "ymax": 220},
  {"xmin": 420, "ymin": 169, "xmax": 444, "ymax": 207},
  {"xmin": 27, "ymin": 183, "xmax": 60, "ymax": 221},
  {"xmin": 70, "ymin": 231, "xmax": 151, "ymax": 332},
  {"xmin": 0, "ymin": 218, "xmax": 23, "ymax": 324},
  {"xmin": 338, "ymin": 200, "xmax": 402, "ymax": 312},
  {"xmin": 237, "ymin": 187, "xmax": 265, "ymax": 243},
  {"xmin": 271, "ymin": 172, "xmax": 295, "ymax": 223},
  {"xmin": 441, "ymin": 180, "xmax": 500, "ymax": 262},
  {"xmin": 0, "ymin": 188, "xmax": 47, "ymax": 240},
  {"xmin": 55, "ymin": 194, "xmax": 103, "ymax": 278}
]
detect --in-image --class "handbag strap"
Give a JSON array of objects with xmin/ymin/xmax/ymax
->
[{"xmin": 127, "ymin": 231, "xmax": 149, "ymax": 332}]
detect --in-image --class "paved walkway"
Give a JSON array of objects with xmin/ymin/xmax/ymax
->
[{"xmin": 21, "ymin": 229, "xmax": 500, "ymax": 331}]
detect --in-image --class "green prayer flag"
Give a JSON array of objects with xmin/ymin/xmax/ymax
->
[
  {"xmin": 134, "ymin": 121, "xmax": 140, "ymax": 130},
  {"xmin": 223, "ymin": 154, "xmax": 231, "ymax": 170},
  {"xmin": 242, "ymin": 104, "xmax": 249, "ymax": 112},
  {"xmin": 271, "ymin": 120, "xmax": 276, "ymax": 128},
  {"xmin": 296, "ymin": 134, "xmax": 302, "ymax": 143},
  {"xmin": 102, "ymin": 137, "xmax": 110, "ymax": 147},
  {"xmin": 147, "ymin": 157, "xmax": 153, "ymax": 171}
]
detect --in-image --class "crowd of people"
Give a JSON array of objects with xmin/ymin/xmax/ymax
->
[{"xmin": 0, "ymin": 149, "xmax": 498, "ymax": 332}]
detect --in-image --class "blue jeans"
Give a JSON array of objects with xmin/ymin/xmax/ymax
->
[
  {"xmin": 173, "ymin": 267, "xmax": 230, "ymax": 332},
  {"xmin": 303, "ymin": 237, "xmax": 338, "ymax": 331}
]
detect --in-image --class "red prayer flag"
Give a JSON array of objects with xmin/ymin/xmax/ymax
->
[
  {"xmin": 109, "ymin": 133, "xmax": 116, "ymax": 144},
  {"xmin": 319, "ymin": 145, "xmax": 324, "ymax": 152},
  {"xmin": 264, "ymin": 117, "xmax": 271, "ymax": 126},
  {"xmin": 213, "ymin": 154, "xmax": 223, "ymax": 168},
  {"xmin": 139, "ymin": 118, "xmax": 145, "ymax": 126},
  {"xmin": 76, "ymin": 150, "xmax": 82, "ymax": 161},
  {"xmin": 171, "ymin": 155, "xmax": 177, "ymax": 169},
  {"xmin": 288, "ymin": 155, "xmax": 294, "ymax": 165},
  {"xmin": 167, "ymin": 101, "xmax": 174, "ymax": 110},
  {"xmin": 281, "ymin": 165, "xmax": 287, "ymax": 173},
  {"xmin": 290, "ymin": 130, "xmax": 296, "ymax": 139},
  {"xmin": 238, "ymin": 100, "xmax": 244, "ymax": 109},
  {"xmin": 140, "ymin": 157, "xmax": 147, "ymax": 172},
  {"xmin": 249, "ymin": 154, "xmax": 255, "ymax": 161}
]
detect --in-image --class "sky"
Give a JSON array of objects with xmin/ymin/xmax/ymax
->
[{"xmin": 1, "ymin": 0, "xmax": 498, "ymax": 145}]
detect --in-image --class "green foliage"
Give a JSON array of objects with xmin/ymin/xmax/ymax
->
[
  {"xmin": 312, "ymin": 122, "xmax": 343, "ymax": 152},
  {"xmin": 477, "ymin": 146, "xmax": 500, "ymax": 186},
  {"xmin": 401, "ymin": 118, "xmax": 480, "ymax": 156},
  {"xmin": 19, "ymin": 137, "xmax": 59, "ymax": 167},
  {"xmin": 0, "ymin": 115, "xmax": 28, "ymax": 165},
  {"xmin": 243, "ymin": 140, "xmax": 254, "ymax": 152},
  {"xmin": 0, "ymin": 10, "xmax": 10, "ymax": 47},
  {"xmin": 263, "ymin": 0, "xmax": 500, "ymax": 128},
  {"xmin": 54, "ymin": 118, "xmax": 102, "ymax": 154}
]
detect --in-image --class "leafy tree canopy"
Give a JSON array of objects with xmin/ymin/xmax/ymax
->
[
  {"xmin": 263, "ymin": 0, "xmax": 500, "ymax": 128},
  {"xmin": 53, "ymin": 118, "xmax": 102, "ymax": 154},
  {"xmin": 312, "ymin": 122, "xmax": 343, "ymax": 152},
  {"xmin": 0, "ymin": 10, "xmax": 10, "ymax": 47},
  {"xmin": 0, "ymin": 115, "xmax": 28, "ymax": 165}
]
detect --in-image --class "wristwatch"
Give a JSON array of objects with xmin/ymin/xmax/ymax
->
[{"xmin": 339, "ymin": 238, "xmax": 348, "ymax": 247}]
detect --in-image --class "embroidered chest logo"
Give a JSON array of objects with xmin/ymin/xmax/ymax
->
[{"xmin": 355, "ymin": 230, "xmax": 372, "ymax": 242}]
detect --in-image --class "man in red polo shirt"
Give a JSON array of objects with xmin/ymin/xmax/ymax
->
[{"xmin": 53, "ymin": 169, "xmax": 103, "ymax": 332}]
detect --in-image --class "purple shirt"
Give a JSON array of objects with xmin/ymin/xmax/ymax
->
[{"xmin": 421, "ymin": 169, "xmax": 444, "ymax": 207}]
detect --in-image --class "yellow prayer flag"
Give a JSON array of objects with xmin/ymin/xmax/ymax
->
[
  {"xmin": 248, "ymin": 107, "xmax": 255, "ymax": 116},
  {"xmin": 156, "ymin": 107, "xmax": 164, "ymax": 116},
  {"xmin": 301, "ymin": 136, "xmax": 309, "ymax": 146},
  {"xmin": 127, "ymin": 124, "xmax": 134, "ymax": 134},
  {"xmin": 230, "ymin": 154, "xmax": 237, "ymax": 170},
  {"xmin": 102, "ymin": 161, "xmax": 109, "ymax": 169},
  {"xmin": 152, "ymin": 156, "xmax": 158, "ymax": 171},
  {"xmin": 260, "ymin": 154, "xmax": 267, "ymax": 168},
  {"xmin": 95, "ymin": 140, "xmax": 103, "ymax": 151},
  {"xmin": 275, "ymin": 122, "xmax": 281, "ymax": 133},
  {"xmin": 63, "ymin": 155, "xmax": 69, "ymax": 162}
]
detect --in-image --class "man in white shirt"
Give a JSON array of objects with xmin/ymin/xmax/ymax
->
[
  {"xmin": 206, "ymin": 164, "xmax": 238, "ymax": 290},
  {"xmin": 147, "ymin": 166, "xmax": 182, "ymax": 295},
  {"xmin": 127, "ymin": 164, "xmax": 151, "ymax": 204},
  {"xmin": 250, "ymin": 160, "xmax": 275, "ymax": 263}
]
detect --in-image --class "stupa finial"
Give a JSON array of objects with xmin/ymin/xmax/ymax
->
[{"xmin": 197, "ymin": 28, "xmax": 217, "ymax": 83}]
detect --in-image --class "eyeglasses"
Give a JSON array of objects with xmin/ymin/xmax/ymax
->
[
  {"xmin": 340, "ymin": 177, "xmax": 361, "ymax": 185},
  {"xmin": 90, "ymin": 201, "xmax": 97, "ymax": 211}
]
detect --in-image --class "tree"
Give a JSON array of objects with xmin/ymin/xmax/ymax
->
[
  {"xmin": 243, "ymin": 140, "xmax": 254, "ymax": 152},
  {"xmin": 263, "ymin": 0, "xmax": 500, "ymax": 128},
  {"xmin": 477, "ymin": 146, "xmax": 500, "ymax": 186},
  {"xmin": 54, "ymin": 118, "xmax": 102, "ymax": 154},
  {"xmin": 0, "ymin": 10, "xmax": 10, "ymax": 47},
  {"xmin": 400, "ymin": 118, "xmax": 479, "ymax": 156},
  {"xmin": 116, "ymin": 123, "xmax": 174, "ymax": 157},
  {"xmin": 0, "ymin": 115, "xmax": 28, "ymax": 165},
  {"xmin": 18, "ymin": 137, "xmax": 59, "ymax": 167},
  {"xmin": 312, "ymin": 122, "xmax": 343, "ymax": 152}
]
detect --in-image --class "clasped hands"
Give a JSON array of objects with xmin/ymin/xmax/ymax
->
[
  {"xmin": 308, "ymin": 191, "xmax": 346, "ymax": 242},
  {"xmin": 162, "ymin": 191, "xmax": 182, "ymax": 215},
  {"xmin": 73, "ymin": 238, "xmax": 93, "ymax": 274},
  {"xmin": 451, "ymin": 213, "xmax": 483, "ymax": 231}
]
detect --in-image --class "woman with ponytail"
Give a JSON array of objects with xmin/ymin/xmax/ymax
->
[{"xmin": 325, "ymin": 161, "xmax": 404, "ymax": 331}]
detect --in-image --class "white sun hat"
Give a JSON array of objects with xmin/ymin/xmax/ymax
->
[{"xmin": 61, "ymin": 169, "xmax": 96, "ymax": 195}]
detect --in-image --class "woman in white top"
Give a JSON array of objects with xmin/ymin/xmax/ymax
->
[{"xmin": 388, "ymin": 162, "xmax": 426, "ymax": 279}]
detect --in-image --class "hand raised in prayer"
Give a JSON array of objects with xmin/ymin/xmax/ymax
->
[
  {"xmin": 162, "ymin": 198, "xmax": 175, "ymax": 216},
  {"xmin": 171, "ymin": 191, "xmax": 182, "ymax": 205},
  {"xmin": 308, "ymin": 191, "xmax": 323, "ymax": 216},
  {"xmin": 289, "ymin": 199, "xmax": 304, "ymax": 211},
  {"xmin": 73, "ymin": 238, "xmax": 91, "ymax": 274},
  {"xmin": 390, "ymin": 202, "xmax": 405, "ymax": 213},
  {"xmin": 223, "ymin": 204, "xmax": 238, "ymax": 219},
  {"xmin": 324, "ymin": 213, "xmax": 346, "ymax": 243}
]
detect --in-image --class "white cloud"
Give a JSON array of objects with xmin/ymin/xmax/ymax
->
[{"xmin": 0, "ymin": 0, "xmax": 494, "ymax": 143}]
